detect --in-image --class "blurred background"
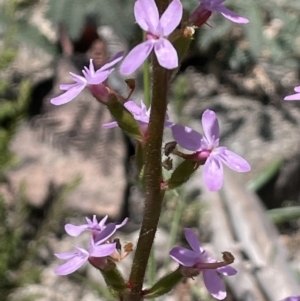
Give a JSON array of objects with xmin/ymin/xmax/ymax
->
[{"xmin": 1, "ymin": 0, "xmax": 300, "ymax": 300}]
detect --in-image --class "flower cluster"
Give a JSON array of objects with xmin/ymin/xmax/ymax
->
[{"xmin": 55, "ymin": 215, "xmax": 128, "ymax": 275}]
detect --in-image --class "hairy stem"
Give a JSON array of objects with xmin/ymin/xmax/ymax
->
[{"xmin": 123, "ymin": 1, "xmax": 171, "ymax": 300}]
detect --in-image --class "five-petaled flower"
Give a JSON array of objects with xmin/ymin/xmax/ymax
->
[
  {"xmin": 50, "ymin": 52, "xmax": 123, "ymax": 105},
  {"xmin": 55, "ymin": 224, "xmax": 117, "ymax": 275},
  {"xmin": 284, "ymin": 86, "xmax": 300, "ymax": 101},
  {"xmin": 170, "ymin": 228, "xmax": 237, "ymax": 300},
  {"xmin": 120, "ymin": 0, "xmax": 182, "ymax": 75},
  {"xmin": 190, "ymin": 0, "xmax": 249, "ymax": 27},
  {"xmin": 65, "ymin": 215, "xmax": 128, "ymax": 239},
  {"xmin": 171, "ymin": 109, "xmax": 250, "ymax": 191},
  {"xmin": 102, "ymin": 100, "xmax": 173, "ymax": 134}
]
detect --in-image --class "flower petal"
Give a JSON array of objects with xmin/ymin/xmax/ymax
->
[
  {"xmin": 295, "ymin": 86, "xmax": 300, "ymax": 92},
  {"xmin": 184, "ymin": 228, "xmax": 202, "ymax": 254},
  {"xmin": 98, "ymin": 215, "xmax": 109, "ymax": 229},
  {"xmin": 94, "ymin": 223, "xmax": 116, "ymax": 244},
  {"xmin": 90, "ymin": 242, "xmax": 116, "ymax": 257},
  {"xmin": 203, "ymin": 270, "xmax": 227, "ymax": 300},
  {"xmin": 154, "ymin": 38, "xmax": 178, "ymax": 69},
  {"xmin": 219, "ymin": 149, "xmax": 251, "ymax": 172},
  {"xmin": 99, "ymin": 51, "xmax": 124, "ymax": 71},
  {"xmin": 88, "ymin": 70, "xmax": 111, "ymax": 85},
  {"xmin": 125, "ymin": 101, "xmax": 143, "ymax": 115},
  {"xmin": 217, "ymin": 265, "xmax": 237, "ymax": 276},
  {"xmin": 202, "ymin": 156, "xmax": 224, "ymax": 191},
  {"xmin": 55, "ymin": 254, "xmax": 88, "ymax": 275},
  {"xmin": 171, "ymin": 124, "xmax": 203, "ymax": 151},
  {"xmin": 64, "ymin": 224, "xmax": 88, "ymax": 236},
  {"xmin": 284, "ymin": 93, "xmax": 300, "ymax": 101},
  {"xmin": 134, "ymin": 0, "xmax": 159, "ymax": 33},
  {"xmin": 215, "ymin": 5, "xmax": 249, "ymax": 24},
  {"xmin": 202, "ymin": 109, "xmax": 220, "ymax": 147},
  {"xmin": 169, "ymin": 246, "xmax": 199, "ymax": 267},
  {"xmin": 54, "ymin": 252, "xmax": 76, "ymax": 260},
  {"xmin": 159, "ymin": 0, "xmax": 182, "ymax": 36},
  {"xmin": 60, "ymin": 83, "xmax": 77, "ymax": 91},
  {"xmin": 50, "ymin": 83, "xmax": 85, "ymax": 105},
  {"xmin": 102, "ymin": 121, "xmax": 118, "ymax": 129},
  {"xmin": 120, "ymin": 41, "xmax": 154, "ymax": 75},
  {"xmin": 116, "ymin": 217, "xmax": 128, "ymax": 229}
]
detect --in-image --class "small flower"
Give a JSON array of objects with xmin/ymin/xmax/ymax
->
[
  {"xmin": 170, "ymin": 228, "xmax": 237, "ymax": 300},
  {"xmin": 190, "ymin": 0, "xmax": 249, "ymax": 27},
  {"xmin": 171, "ymin": 109, "xmax": 250, "ymax": 191},
  {"xmin": 284, "ymin": 86, "xmax": 300, "ymax": 101},
  {"xmin": 102, "ymin": 100, "xmax": 173, "ymax": 134},
  {"xmin": 55, "ymin": 225, "xmax": 117, "ymax": 275},
  {"xmin": 65, "ymin": 215, "xmax": 128, "ymax": 240},
  {"xmin": 120, "ymin": 0, "xmax": 182, "ymax": 75},
  {"xmin": 50, "ymin": 52, "xmax": 123, "ymax": 105}
]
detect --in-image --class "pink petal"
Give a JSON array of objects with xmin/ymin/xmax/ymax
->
[
  {"xmin": 284, "ymin": 93, "xmax": 300, "ymax": 101},
  {"xmin": 184, "ymin": 228, "xmax": 202, "ymax": 254},
  {"xmin": 116, "ymin": 217, "xmax": 128, "ymax": 229},
  {"xmin": 89, "ymin": 242, "xmax": 116, "ymax": 257},
  {"xmin": 154, "ymin": 38, "xmax": 178, "ymax": 69},
  {"xmin": 88, "ymin": 70, "xmax": 111, "ymax": 85},
  {"xmin": 134, "ymin": 0, "xmax": 159, "ymax": 33},
  {"xmin": 159, "ymin": 0, "xmax": 183, "ymax": 36},
  {"xmin": 98, "ymin": 215, "xmax": 108, "ymax": 229},
  {"xmin": 169, "ymin": 246, "xmax": 199, "ymax": 267},
  {"xmin": 50, "ymin": 83, "xmax": 86, "ymax": 105},
  {"xmin": 217, "ymin": 265, "xmax": 237, "ymax": 276},
  {"xmin": 219, "ymin": 149, "xmax": 251, "ymax": 172},
  {"xmin": 102, "ymin": 121, "xmax": 118, "ymax": 129},
  {"xmin": 171, "ymin": 124, "xmax": 203, "ymax": 151},
  {"xmin": 215, "ymin": 5, "xmax": 249, "ymax": 24},
  {"xmin": 203, "ymin": 270, "xmax": 227, "ymax": 300},
  {"xmin": 64, "ymin": 224, "xmax": 88, "ymax": 236},
  {"xmin": 54, "ymin": 252, "xmax": 76, "ymax": 260},
  {"xmin": 55, "ymin": 254, "xmax": 88, "ymax": 275},
  {"xmin": 202, "ymin": 157, "xmax": 224, "ymax": 191},
  {"xmin": 70, "ymin": 72, "xmax": 87, "ymax": 84},
  {"xmin": 94, "ymin": 223, "xmax": 116, "ymax": 244},
  {"xmin": 294, "ymin": 86, "xmax": 300, "ymax": 92},
  {"xmin": 125, "ymin": 101, "xmax": 143, "ymax": 115},
  {"xmin": 202, "ymin": 109, "xmax": 220, "ymax": 146},
  {"xmin": 99, "ymin": 51, "xmax": 124, "ymax": 71},
  {"xmin": 60, "ymin": 83, "xmax": 77, "ymax": 91},
  {"xmin": 120, "ymin": 41, "xmax": 154, "ymax": 75}
]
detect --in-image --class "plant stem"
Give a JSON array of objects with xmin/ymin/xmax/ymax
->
[{"xmin": 124, "ymin": 2, "xmax": 171, "ymax": 300}]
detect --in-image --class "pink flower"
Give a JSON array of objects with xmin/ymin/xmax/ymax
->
[
  {"xmin": 284, "ymin": 86, "xmax": 300, "ymax": 101},
  {"xmin": 50, "ymin": 52, "xmax": 123, "ymax": 105},
  {"xmin": 120, "ymin": 0, "xmax": 182, "ymax": 75},
  {"xmin": 171, "ymin": 109, "xmax": 250, "ymax": 191},
  {"xmin": 55, "ymin": 224, "xmax": 117, "ymax": 275},
  {"xmin": 170, "ymin": 228, "xmax": 237, "ymax": 300},
  {"xmin": 190, "ymin": 0, "xmax": 249, "ymax": 27},
  {"xmin": 65, "ymin": 215, "xmax": 128, "ymax": 240}
]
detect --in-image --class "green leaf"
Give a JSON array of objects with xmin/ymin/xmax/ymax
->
[{"xmin": 168, "ymin": 160, "xmax": 199, "ymax": 190}]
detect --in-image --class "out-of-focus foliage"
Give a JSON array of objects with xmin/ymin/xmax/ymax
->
[
  {"xmin": 46, "ymin": 0, "xmax": 135, "ymax": 42},
  {"xmin": 197, "ymin": 0, "xmax": 300, "ymax": 71},
  {"xmin": 0, "ymin": 0, "xmax": 55, "ymax": 54}
]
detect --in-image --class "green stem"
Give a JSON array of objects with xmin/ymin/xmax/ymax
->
[{"xmin": 164, "ymin": 190, "xmax": 184, "ymax": 272}]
